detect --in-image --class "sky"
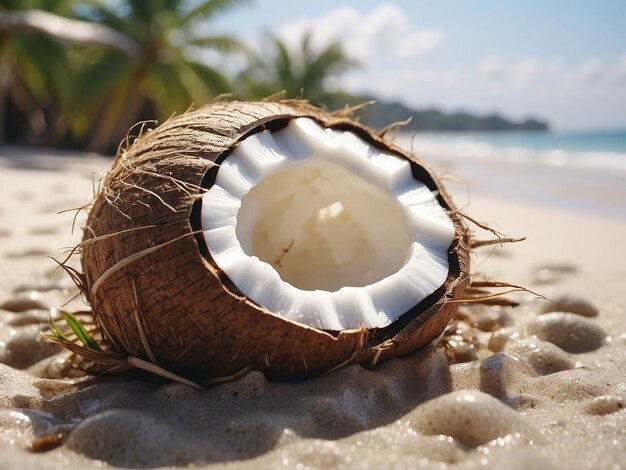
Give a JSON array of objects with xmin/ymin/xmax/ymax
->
[{"xmin": 210, "ymin": 0, "xmax": 626, "ymax": 130}]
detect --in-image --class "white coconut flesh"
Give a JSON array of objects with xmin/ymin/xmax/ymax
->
[{"xmin": 201, "ymin": 118, "xmax": 455, "ymax": 330}]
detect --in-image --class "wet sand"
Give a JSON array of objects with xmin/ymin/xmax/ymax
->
[{"xmin": 0, "ymin": 146, "xmax": 625, "ymax": 469}]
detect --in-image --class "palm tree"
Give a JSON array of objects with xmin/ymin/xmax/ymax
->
[
  {"xmin": 0, "ymin": 0, "xmax": 78, "ymax": 143},
  {"xmin": 1, "ymin": 0, "xmax": 243, "ymax": 150},
  {"xmin": 68, "ymin": 0, "xmax": 247, "ymax": 152},
  {"xmin": 239, "ymin": 32, "xmax": 356, "ymax": 105}
]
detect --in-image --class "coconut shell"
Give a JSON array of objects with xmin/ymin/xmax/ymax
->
[{"xmin": 80, "ymin": 100, "xmax": 471, "ymax": 381}]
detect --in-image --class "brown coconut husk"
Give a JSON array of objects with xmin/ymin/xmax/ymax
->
[{"xmin": 69, "ymin": 100, "xmax": 479, "ymax": 382}]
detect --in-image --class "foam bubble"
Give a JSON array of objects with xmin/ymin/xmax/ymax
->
[
  {"xmin": 505, "ymin": 339, "xmax": 575, "ymax": 375},
  {"xmin": 66, "ymin": 410, "xmax": 187, "ymax": 467},
  {"xmin": 0, "ymin": 294, "xmax": 48, "ymax": 312},
  {"xmin": 473, "ymin": 307, "xmax": 515, "ymax": 332},
  {"xmin": 0, "ymin": 324, "xmax": 60, "ymax": 369},
  {"xmin": 539, "ymin": 293, "xmax": 599, "ymax": 317},
  {"xmin": 533, "ymin": 368, "xmax": 613, "ymax": 401},
  {"xmin": 407, "ymin": 390, "xmax": 534, "ymax": 448},
  {"xmin": 487, "ymin": 327, "xmax": 521, "ymax": 352},
  {"xmin": 526, "ymin": 312, "xmax": 606, "ymax": 353}
]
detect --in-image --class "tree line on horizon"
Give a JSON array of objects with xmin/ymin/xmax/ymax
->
[{"xmin": 0, "ymin": 0, "xmax": 548, "ymax": 155}]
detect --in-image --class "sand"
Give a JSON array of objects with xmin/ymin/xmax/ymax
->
[{"xmin": 0, "ymin": 145, "xmax": 625, "ymax": 469}]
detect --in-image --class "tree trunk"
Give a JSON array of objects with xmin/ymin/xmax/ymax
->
[{"xmin": 0, "ymin": 53, "xmax": 12, "ymax": 144}]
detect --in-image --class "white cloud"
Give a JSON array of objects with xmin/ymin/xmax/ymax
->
[
  {"xmin": 545, "ymin": 59, "xmax": 565, "ymax": 77},
  {"xmin": 479, "ymin": 56, "xmax": 541, "ymax": 87},
  {"xmin": 513, "ymin": 57, "xmax": 542, "ymax": 85},
  {"xmin": 613, "ymin": 54, "xmax": 626, "ymax": 83},
  {"xmin": 277, "ymin": 3, "xmax": 445, "ymax": 62},
  {"xmin": 395, "ymin": 30, "xmax": 445, "ymax": 59},
  {"xmin": 574, "ymin": 58, "xmax": 606, "ymax": 83},
  {"xmin": 477, "ymin": 55, "xmax": 624, "ymax": 90},
  {"xmin": 348, "ymin": 53, "xmax": 626, "ymax": 129},
  {"xmin": 478, "ymin": 55, "xmax": 508, "ymax": 82},
  {"xmin": 261, "ymin": 2, "xmax": 625, "ymax": 128},
  {"xmin": 356, "ymin": 67, "xmax": 463, "ymax": 95}
]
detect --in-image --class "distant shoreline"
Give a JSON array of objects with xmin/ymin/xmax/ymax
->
[{"xmin": 323, "ymin": 93, "xmax": 550, "ymax": 132}]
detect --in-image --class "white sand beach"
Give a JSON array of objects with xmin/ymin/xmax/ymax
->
[{"xmin": 0, "ymin": 144, "xmax": 625, "ymax": 469}]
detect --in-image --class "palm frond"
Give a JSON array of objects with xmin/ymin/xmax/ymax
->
[
  {"xmin": 188, "ymin": 34, "xmax": 249, "ymax": 54},
  {"xmin": 148, "ymin": 61, "xmax": 194, "ymax": 119},
  {"xmin": 302, "ymin": 43, "xmax": 356, "ymax": 97},
  {"xmin": 67, "ymin": 53, "xmax": 133, "ymax": 136},
  {"xmin": 75, "ymin": 1, "xmax": 130, "ymax": 33},
  {"xmin": 186, "ymin": 60, "xmax": 231, "ymax": 95},
  {"xmin": 272, "ymin": 37, "xmax": 297, "ymax": 96},
  {"xmin": 180, "ymin": 0, "xmax": 247, "ymax": 25}
]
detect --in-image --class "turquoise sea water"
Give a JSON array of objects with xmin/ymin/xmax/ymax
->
[
  {"xmin": 396, "ymin": 129, "xmax": 626, "ymax": 218},
  {"xmin": 401, "ymin": 129, "xmax": 626, "ymax": 173},
  {"xmin": 417, "ymin": 130, "xmax": 626, "ymax": 153}
]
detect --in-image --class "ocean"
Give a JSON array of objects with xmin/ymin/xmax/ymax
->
[
  {"xmin": 396, "ymin": 129, "xmax": 626, "ymax": 219},
  {"xmin": 398, "ymin": 129, "xmax": 626, "ymax": 174}
]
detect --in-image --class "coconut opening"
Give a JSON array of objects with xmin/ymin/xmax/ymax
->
[
  {"xmin": 236, "ymin": 159, "xmax": 412, "ymax": 291},
  {"xmin": 201, "ymin": 118, "xmax": 455, "ymax": 330}
]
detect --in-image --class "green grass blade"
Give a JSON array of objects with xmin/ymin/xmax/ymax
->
[
  {"xmin": 62, "ymin": 311, "xmax": 102, "ymax": 351},
  {"xmin": 49, "ymin": 314, "xmax": 69, "ymax": 342}
]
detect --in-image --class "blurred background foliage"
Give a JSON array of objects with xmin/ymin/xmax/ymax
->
[
  {"xmin": 0, "ymin": 0, "xmax": 354, "ymax": 153},
  {"xmin": 0, "ymin": 0, "xmax": 550, "ymax": 154}
]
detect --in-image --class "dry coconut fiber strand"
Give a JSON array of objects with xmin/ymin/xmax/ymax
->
[{"xmin": 46, "ymin": 100, "xmax": 524, "ymax": 388}]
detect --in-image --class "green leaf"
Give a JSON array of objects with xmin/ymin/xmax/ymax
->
[
  {"xmin": 272, "ymin": 37, "xmax": 297, "ymax": 97},
  {"xmin": 302, "ymin": 43, "xmax": 356, "ymax": 99},
  {"xmin": 188, "ymin": 35, "xmax": 249, "ymax": 54},
  {"xmin": 148, "ymin": 61, "xmax": 193, "ymax": 119},
  {"xmin": 180, "ymin": 0, "xmax": 247, "ymax": 26},
  {"xmin": 67, "ymin": 53, "xmax": 133, "ymax": 134},
  {"xmin": 75, "ymin": 1, "xmax": 131, "ymax": 34},
  {"xmin": 48, "ymin": 313, "xmax": 68, "ymax": 342},
  {"xmin": 62, "ymin": 311, "xmax": 102, "ymax": 351},
  {"xmin": 186, "ymin": 60, "xmax": 231, "ymax": 95}
]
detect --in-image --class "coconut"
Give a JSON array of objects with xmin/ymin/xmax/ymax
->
[{"xmin": 76, "ymin": 100, "xmax": 473, "ymax": 382}]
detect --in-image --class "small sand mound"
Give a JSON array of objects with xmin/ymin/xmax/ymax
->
[
  {"xmin": 525, "ymin": 312, "xmax": 606, "ymax": 353},
  {"xmin": 407, "ymin": 390, "xmax": 535, "ymax": 448},
  {"xmin": 539, "ymin": 293, "xmax": 599, "ymax": 317}
]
